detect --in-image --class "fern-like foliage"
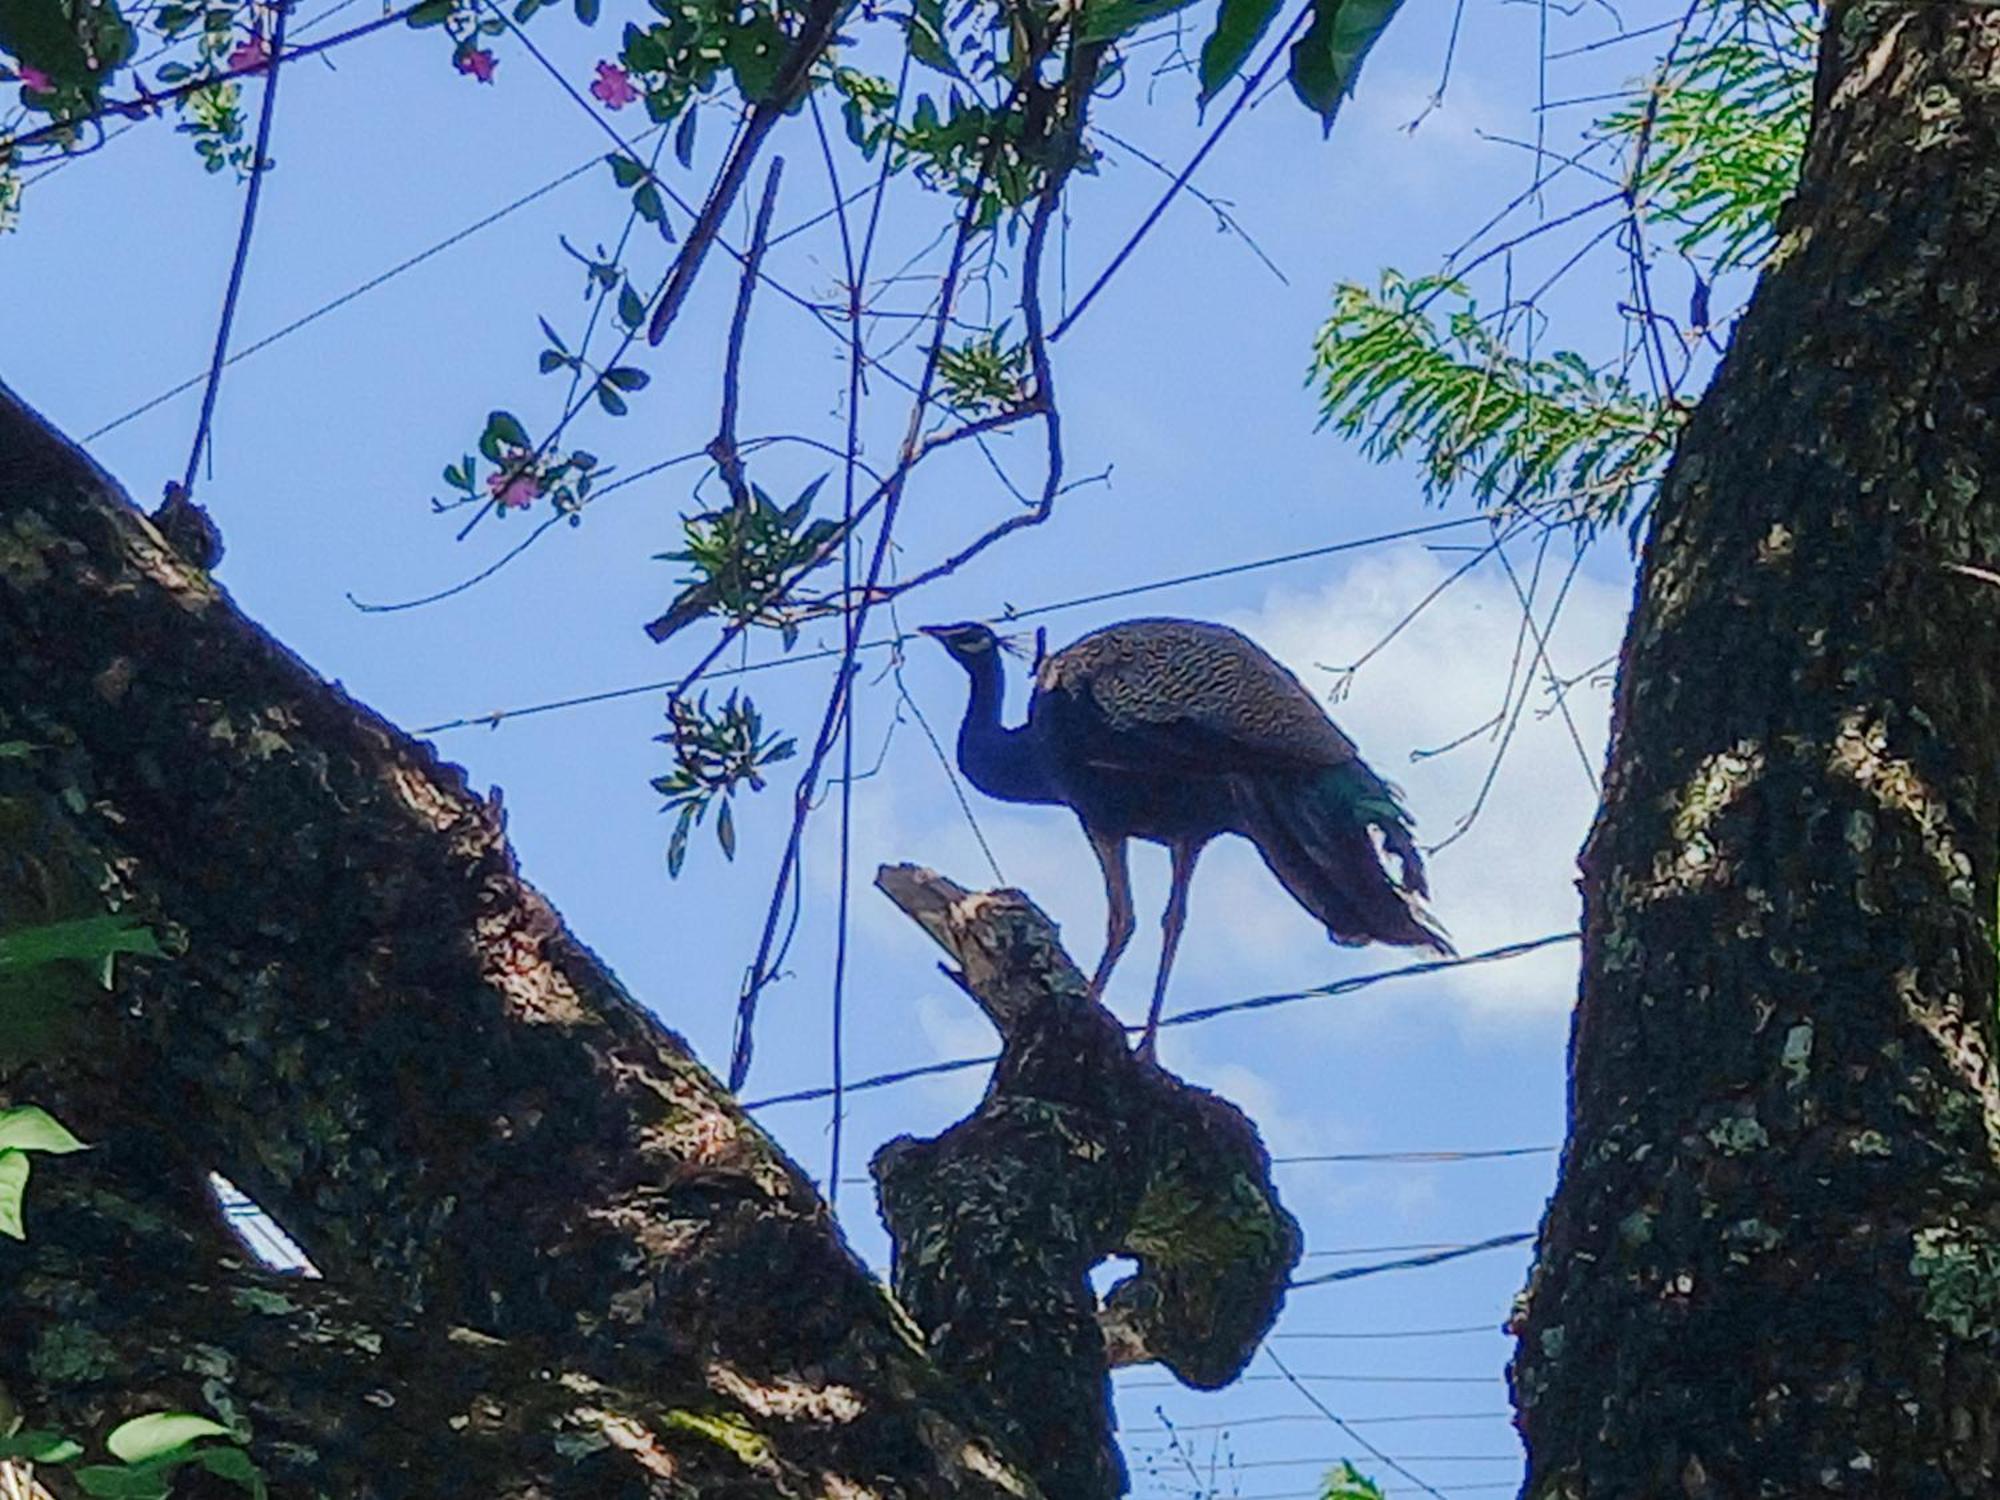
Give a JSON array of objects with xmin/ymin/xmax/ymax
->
[
  {"xmin": 1311, "ymin": 272, "xmax": 1682, "ymax": 529},
  {"xmin": 1596, "ymin": 4, "xmax": 1814, "ymax": 275}
]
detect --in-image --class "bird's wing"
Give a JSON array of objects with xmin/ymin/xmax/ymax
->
[{"xmin": 1034, "ymin": 619, "xmax": 1358, "ymax": 775}]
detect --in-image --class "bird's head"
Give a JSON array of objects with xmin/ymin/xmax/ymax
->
[{"xmin": 918, "ymin": 620, "xmax": 1016, "ymax": 667}]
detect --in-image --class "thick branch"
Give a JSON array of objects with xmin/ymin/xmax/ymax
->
[
  {"xmin": 0, "ymin": 378, "xmax": 1035, "ymax": 1498},
  {"xmin": 872, "ymin": 865, "xmax": 1302, "ymax": 1500}
]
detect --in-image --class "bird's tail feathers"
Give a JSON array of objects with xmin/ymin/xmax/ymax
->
[{"xmin": 1234, "ymin": 764, "xmax": 1453, "ymax": 956}]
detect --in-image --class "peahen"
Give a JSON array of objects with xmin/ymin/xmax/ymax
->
[{"xmin": 922, "ymin": 616, "xmax": 1450, "ymax": 1060}]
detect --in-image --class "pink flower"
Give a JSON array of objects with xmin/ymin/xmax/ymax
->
[
  {"xmin": 486, "ymin": 466, "xmax": 538, "ymax": 510},
  {"xmin": 455, "ymin": 46, "xmax": 497, "ymax": 83},
  {"xmin": 589, "ymin": 60, "xmax": 637, "ymax": 110},
  {"xmin": 227, "ymin": 33, "xmax": 270, "ymax": 73},
  {"xmin": 17, "ymin": 65, "xmax": 52, "ymax": 92}
]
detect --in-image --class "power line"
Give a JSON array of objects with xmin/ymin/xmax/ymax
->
[
  {"xmin": 85, "ymin": 136, "xmax": 660, "ymax": 442},
  {"xmin": 739, "ymin": 933, "xmax": 1577, "ymax": 1110},
  {"xmin": 1123, "ymin": 1413, "xmax": 1511, "ymax": 1436},
  {"xmin": 1131, "ymin": 1455, "xmax": 1521, "ymax": 1471},
  {"xmin": 1272, "ymin": 1327, "xmax": 1500, "ymax": 1342},
  {"xmin": 1301, "ymin": 1239, "xmax": 1527, "ymax": 1261},
  {"xmin": 1275, "ymin": 1147, "xmax": 1554, "ymax": 1166},
  {"xmin": 1122, "ymin": 1374, "xmax": 1499, "ymax": 1389},
  {"xmin": 1289, "ymin": 1233, "xmax": 1535, "ymax": 1291},
  {"xmin": 410, "ymin": 514, "xmax": 1489, "ymax": 735}
]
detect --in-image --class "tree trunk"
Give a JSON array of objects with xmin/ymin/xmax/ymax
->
[
  {"xmin": 0, "ymin": 378, "xmax": 1035, "ymax": 1498},
  {"xmin": 1513, "ymin": 6, "xmax": 2000, "ymax": 1495}
]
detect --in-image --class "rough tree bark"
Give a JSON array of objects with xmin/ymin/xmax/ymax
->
[
  {"xmin": 1513, "ymin": 6, "xmax": 2000, "ymax": 1495},
  {"xmin": 0, "ymin": 378, "xmax": 1297, "ymax": 1497},
  {"xmin": 873, "ymin": 867, "xmax": 1300, "ymax": 1500},
  {"xmin": 0, "ymin": 377, "xmax": 1034, "ymax": 1497}
]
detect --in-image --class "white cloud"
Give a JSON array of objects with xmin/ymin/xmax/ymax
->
[{"xmin": 1229, "ymin": 543, "xmax": 1626, "ymax": 1021}]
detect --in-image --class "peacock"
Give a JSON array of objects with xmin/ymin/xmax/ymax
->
[{"xmin": 922, "ymin": 616, "xmax": 1450, "ymax": 1060}]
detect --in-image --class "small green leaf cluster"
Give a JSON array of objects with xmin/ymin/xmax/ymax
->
[
  {"xmin": 536, "ymin": 315, "xmax": 649, "ymax": 415},
  {"xmin": 0, "ymin": 0, "xmax": 136, "ymax": 121},
  {"xmin": 1319, "ymin": 1461, "xmax": 1388, "ymax": 1500},
  {"xmin": 936, "ymin": 326, "xmax": 1030, "ymax": 416},
  {"xmin": 656, "ymin": 475, "xmax": 838, "ymax": 635},
  {"xmin": 652, "ymin": 691, "xmax": 795, "ymax": 875},
  {"xmin": 437, "ymin": 410, "xmax": 606, "ymax": 518},
  {"xmin": 1596, "ymin": 15, "xmax": 1812, "ymax": 277},
  {"xmin": 609, "ymin": 0, "xmax": 785, "ymax": 127},
  {"xmin": 0, "ymin": 1105, "xmax": 86, "ymax": 1241},
  {"xmin": 0, "ymin": 914, "xmax": 160, "ymax": 1235},
  {"xmin": 405, "ymin": 0, "xmax": 509, "ymax": 81},
  {"xmin": 1312, "ymin": 272, "xmax": 1680, "ymax": 528},
  {"xmin": 151, "ymin": 4, "xmax": 262, "ymax": 174},
  {"xmin": 1, "ymin": 1412, "xmax": 266, "ymax": 1500}
]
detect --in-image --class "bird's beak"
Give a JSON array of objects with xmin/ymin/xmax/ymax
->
[{"xmin": 916, "ymin": 624, "xmax": 953, "ymax": 640}]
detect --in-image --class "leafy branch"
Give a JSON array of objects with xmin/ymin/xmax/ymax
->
[{"xmin": 1312, "ymin": 272, "xmax": 1682, "ymax": 529}]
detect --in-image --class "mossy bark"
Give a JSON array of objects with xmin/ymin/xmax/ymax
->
[
  {"xmin": 0, "ymin": 379, "xmax": 1035, "ymax": 1498},
  {"xmin": 1514, "ymin": 6, "xmax": 2000, "ymax": 1494}
]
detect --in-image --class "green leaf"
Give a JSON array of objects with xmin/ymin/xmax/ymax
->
[
  {"xmin": 596, "ymin": 384, "xmax": 629, "ymax": 417},
  {"xmin": 633, "ymin": 181, "xmax": 665, "ymax": 225},
  {"xmin": 673, "ymin": 105, "xmax": 698, "ymax": 168},
  {"xmin": 484, "ymin": 409, "xmax": 530, "ymax": 452},
  {"xmin": 538, "ymin": 350, "xmax": 568, "ymax": 374},
  {"xmin": 573, "ymin": 0, "xmax": 598, "ymax": 23},
  {"xmin": 0, "ymin": 741, "xmax": 32, "ymax": 758},
  {"xmin": 75, "ymin": 1465, "xmax": 173, "ymax": 1500},
  {"xmin": 617, "ymin": 282, "xmax": 646, "ymax": 329},
  {"xmin": 196, "ymin": 1445, "xmax": 267, "ymax": 1500},
  {"xmin": 1078, "ymin": 0, "xmax": 1200, "ymax": 43},
  {"xmin": 443, "ymin": 462, "xmax": 468, "ymax": 489},
  {"xmin": 606, "ymin": 151, "xmax": 645, "ymax": 188},
  {"xmin": 537, "ymin": 316, "xmax": 568, "ymax": 353},
  {"xmin": 716, "ymin": 798, "xmax": 735, "ymax": 860},
  {"xmin": 725, "ymin": 11, "xmax": 786, "ymax": 102},
  {"xmin": 603, "ymin": 366, "xmax": 649, "ymax": 391},
  {"xmin": 0, "ymin": 1430, "xmax": 83, "ymax": 1463},
  {"xmin": 0, "ymin": 1151, "xmax": 29, "ymax": 1240},
  {"xmin": 667, "ymin": 804, "xmax": 695, "ymax": 877},
  {"xmin": 107, "ymin": 1416, "xmax": 234, "ymax": 1465},
  {"xmin": 903, "ymin": 0, "xmax": 958, "ymax": 77},
  {"xmin": 1197, "ymin": 0, "xmax": 1282, "ymax": 101},
  {"xmin": 405, "ymin": 0, "xmax": 453, "ymax": 25},
  {"xmin": 1288, "ymin": 0, "xmax": 1400, "ymax": 133},
  {"xmin": 0, "ymin": 916, "xmax": 160, "ymax": 972},
  {"xmin": 0, "ymin": 1106, "xmax": 87, "ymax": 1154}
]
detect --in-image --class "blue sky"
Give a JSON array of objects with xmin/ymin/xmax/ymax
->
[{"xmin": 5, "ymin": 2, "xmax": 1695, "ymax": 1494}]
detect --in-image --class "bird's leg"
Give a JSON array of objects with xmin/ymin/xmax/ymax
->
[
  {"xmin": 1138, "ymin": 838, "xmax": 1202, "ymax": 1063},
  {"xmin": 1086, "ymin": 827, "xmax": 1136, "ymax": 1001}
]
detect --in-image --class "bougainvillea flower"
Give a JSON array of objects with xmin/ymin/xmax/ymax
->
[
  {"xmin": 18, "ymin": 66, "xmax": 52, "ymax": 92},
  {"xmin": 487, "ymin": 467, "xmax": 538, "ymax": 509},
  {"xmin": 589, "ymin": 60, "xmax": 638, "ymax": 110},
  {"xmin": 227, "ymin": 34, "xmax": 270, "ymax": 73},
  {"xmin": 455, "ymin": 47, "xmax": 498, "ymax": 83}
]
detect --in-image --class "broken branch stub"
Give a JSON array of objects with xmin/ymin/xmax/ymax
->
[{"xmin": 871, "ymin": 864, "xmax": 1303, "ymax": 1500}]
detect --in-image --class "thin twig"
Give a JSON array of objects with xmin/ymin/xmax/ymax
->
[
  {"xmin": 180, "ymin": 0, "xmax": 292, "ymax": 499},
  {"xmin": 1051, "ymin": 3, "xmax": 1311, "ymax": 342}
]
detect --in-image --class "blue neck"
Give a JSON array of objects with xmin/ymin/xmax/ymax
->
[{"xmin": 954, "ymin": 653, "xmax": 1057, "ymax": 805}]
